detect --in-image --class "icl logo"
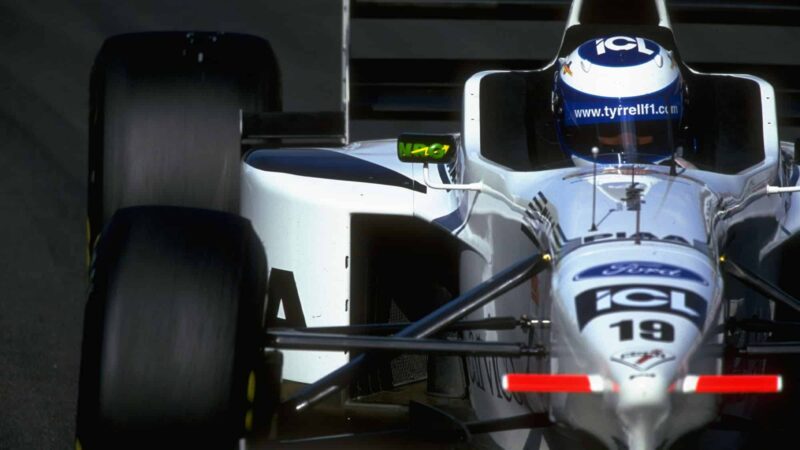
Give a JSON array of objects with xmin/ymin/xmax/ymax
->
[
  {"xmin": 575, "ymin": 285, "xmax": 707, "ymax": 330},
  {"xmin": 594, "ymin": 287, "xmax": 699, "ymax": 317},
  {"xmin": 595, "ymin": 36, "xmax": 654, "ymax": 56}
]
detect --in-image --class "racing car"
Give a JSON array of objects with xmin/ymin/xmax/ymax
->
[{"xmin": 75, "ymin": 0, "xmax": 800, "ymax": 449}]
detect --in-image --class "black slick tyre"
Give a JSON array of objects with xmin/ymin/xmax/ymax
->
[
  {"xmin": 76, "ymin": 206, "xmax": 267, "ymax": 449},
  {"xmin": 87, "ymin": 32, "xmax": 281, "ymax": 246}
]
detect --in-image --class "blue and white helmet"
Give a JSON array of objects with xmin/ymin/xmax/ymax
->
[{"xmin": 553, "ymin": 36, "xmax": 684, "ymax": 164}]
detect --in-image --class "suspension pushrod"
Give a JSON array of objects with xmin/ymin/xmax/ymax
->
[
  {"xmin": 722, "ymin": 258, "xmax": 800, "ymax": 313},
  {"xmin": 728, "ymin": 318, "xmax": 800, "ymax": 334},
  {"xmin": 742, "ymin": 342, "xmax": 800, "ymax": 355},
  {"xmin": 466, "ymin": 412, "xmax": 551, "ymax": 434},
  {"xmin": 285, "ymin": 316, "xmax": 521, "ymax": 335},
  {"xmin": 267, "ymin": 331, "xmax": 545, "ymax": 357},
  {"xmin": 280, "ymin": 252, "xmax": 549, "ymax": 413}
]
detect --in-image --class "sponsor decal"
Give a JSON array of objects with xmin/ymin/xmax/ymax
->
[
  {"xmin": 575, "ymin": 284, "xmax": 707, "ymax": 330},
  {"xmin": 562, "ymin": 61, "xmax": 573, "ymax": 76},
  {"xmin": 611, "ymin": 349, "xmax": 675, "ymax": 371},
  {"xmin": 465, "ymin": 332, "xmax": 526, "ymax": 405},
  {"xmin": 580, "ymin": 231, "xmax": 689, "ymax": 245},
  {"xmin": 523, "ymin": 191, "xmax": 568, "ymax": 252},
  {"xmin": 578, "ymin": 36, "xmax": 659, "ymax": 67},
  {"xmin": 569, "ymin": 102, "xmax": 680, "ymax": 124},
  {"xmin": 562, "ymin": 78, "xmax": 683, "ymax": 126},
  {"xmin": 398, "ymin": 142, "xmax": 450, "ymax": 159},
  {"xmin": 573, "ymin": 261, "xmax": 707, "ymax": 285},
  {"xmin": 598, "ymin": 36, "xmax": 651, "ymax": 55},
  {"xmin": 397, "ymin": 133, "xmax": 457, "ymax": 163},
  {"xmin": 267, "ymin": 269, "xmax": 307, "ymax": 328},
  {"xmin": 524, "ymin": 227, "xmax": 710, "ymax": 259}
]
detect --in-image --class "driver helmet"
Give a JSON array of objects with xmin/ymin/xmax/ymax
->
[{"xmin": 553, "ymin": 36, "xmax": 684, "ymax": 164}]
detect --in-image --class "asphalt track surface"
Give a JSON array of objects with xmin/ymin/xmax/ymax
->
[
  {"xmin": 0, "ymin": 2, "xmax": 341, "ymax": 448},
  {"xmin": 1, "ymin": 1, "xmax": 799, "ymax": 449}
]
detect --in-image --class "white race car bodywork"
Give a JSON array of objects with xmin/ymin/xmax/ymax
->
[{"xmin": 239, "ymin": 1, "xmax": 795, "ymax": 448}]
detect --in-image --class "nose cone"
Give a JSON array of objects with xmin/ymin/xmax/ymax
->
[
  {"xmin": 553, "ymin": 241, "xmax": 718, "ymax": 376},
  {"xmin": 616, "ymin": 376, "xmax": 671, "ymax": 450},
  {"xmin": 550, "ymin": 241, "xmax": 721, "ymax": 446}
]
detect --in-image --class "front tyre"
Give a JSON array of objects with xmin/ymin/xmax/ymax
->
[
  {"xmin": 87, "ymin": 32, "xmax": 281, "ymax": 246},
  {"xmin": 76, "ymin": 206, "xmax": 267, "ymax": 449}
]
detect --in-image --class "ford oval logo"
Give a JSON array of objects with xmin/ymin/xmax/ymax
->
[{"xmin": 573, "ymin": 261, "xmax": 707, "ymax": 285}]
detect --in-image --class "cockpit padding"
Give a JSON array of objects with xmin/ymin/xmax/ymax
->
[
  {"xmin": 578, "ymin": 0, "xmax": 660, "ymax": 26},
  {"xmin": 479, "ymin": 70, "xmax": 566, "ymax": 171},
  {"xmin": 683, "ymin": 75, "xmax": 765, "ymax": 173},
  {"xmin": 479, "ymin": 72, "xmax": 530, "ymax": 170}
]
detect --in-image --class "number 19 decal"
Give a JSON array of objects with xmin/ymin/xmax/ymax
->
[{"xmin": 609, "ymin": 319, "xmax": 675, "ymax": 342}]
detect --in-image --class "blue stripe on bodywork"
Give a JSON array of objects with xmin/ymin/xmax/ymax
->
[
  {"xmin": 246, "ymin": 148, "xmax": 426, "ymax": 194},
  {"xmin": 433, "ymin": 208, "xmax": 463, "ymax": 231},
  {"xmin": 437, "ymin": 163, "xmax": 451, "ymax": 185},
  {"xmin": 433, "ymin": 195, "xmax": 469, "ymax": 233}
]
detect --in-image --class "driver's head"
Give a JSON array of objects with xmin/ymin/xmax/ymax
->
[{"xmin": 552, "ymin": 36, "xmax": 684, "ymax": 164}]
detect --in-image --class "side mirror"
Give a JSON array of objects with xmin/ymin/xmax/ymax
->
[{"xmin": 397, "ymin": 133, "xmax": 458, "ymax": 164}]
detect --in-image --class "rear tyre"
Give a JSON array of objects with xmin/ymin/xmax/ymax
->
[
  {"xmin": 76, "ymin": 206, "xmax": 269, "ymax": 449},
  {"xmin": 87, "ymin": 32, "xmax": 281, "ymax": 245}
]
